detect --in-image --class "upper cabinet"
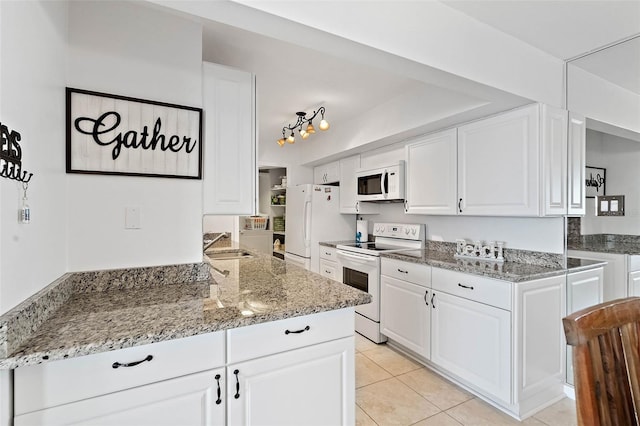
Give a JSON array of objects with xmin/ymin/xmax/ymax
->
[
  {"xmin": 313, "ymin": 161, "xmax": 340, "ymax": 185},
  {"xmin": 339, "ymin": 155, "xmax": 379, "ymax": 215},
  {"xmin": 202, "ymin": 62, "xmax": 256, "ymax": 215},
  {"xmin": 457, "ymin": 105, "xmax": 541, "ymax": 216},
  {"xmin": 567, "ymin": 112, "xmax": 586, "ymax": 215},
  {"xmin": 406, "ymin": 103, "xmax": 585, "ymax": 217},
  {"xmin": 405, "ymin": 129, "xmax": 458, "ymax": 215}
]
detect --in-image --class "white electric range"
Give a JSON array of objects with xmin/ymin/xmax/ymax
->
[{"xmin": 336, "ymin": 223, "xmax": 425, "ymax": 343}]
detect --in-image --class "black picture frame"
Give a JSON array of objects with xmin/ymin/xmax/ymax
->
[
  {"xmin": 66, "ymin": 87, "xmax": 203, "ymax": 179},
  {"xmin": 585, "ymin": 166, "xmax": 606, "ymax": 198}
]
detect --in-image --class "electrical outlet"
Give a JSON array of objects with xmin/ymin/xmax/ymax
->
[{"xmin": 125, "ymin": 206, "xmax": 141, "ymax": 229}]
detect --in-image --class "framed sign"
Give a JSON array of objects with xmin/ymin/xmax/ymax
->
[
  {"xmin": 585, "ymin": 166, "xmax": 606, "ymax": 198},
  {"xmin": 66, "ymin": 88, "xmax": 202, "ymax": 179}
]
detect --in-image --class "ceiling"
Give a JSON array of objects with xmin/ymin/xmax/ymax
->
[{"xmin": 193, "ymin": 0, "xmax": 640, "ymax": 160}]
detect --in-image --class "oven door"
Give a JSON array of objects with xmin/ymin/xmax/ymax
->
[{"xmin": 336, "ymin": 249, "xmax": 380, "ymax": 321}]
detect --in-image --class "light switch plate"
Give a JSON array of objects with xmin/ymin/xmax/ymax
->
[
  {"xmin": 596, "ymin": 195, "xmax": 625, "ymax": 216},
  {"xmin": 125, "ymin": 206, "xmax": 141, "ymax": 229}
]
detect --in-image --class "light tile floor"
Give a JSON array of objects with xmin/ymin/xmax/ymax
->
[{"xmin": 355, "ymin": 334, "xmax": 578, "ymax": 426}]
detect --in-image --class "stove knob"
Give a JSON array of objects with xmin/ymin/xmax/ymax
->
[
  {"xmin": 411, "ymin": 228, "xmax": 417, "ymax": 235},
  {"xmin": 404, "ymin": 228, "xmax": 410, "ymax": 235}
]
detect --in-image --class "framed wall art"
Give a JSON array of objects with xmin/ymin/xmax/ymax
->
[
  {"xmin": 66, "ymin": 88, "xmax": 202, "ymax": 179},
  {"xmin": 585, "ymin": 166, "xmax": 606, "ymax": 198}
]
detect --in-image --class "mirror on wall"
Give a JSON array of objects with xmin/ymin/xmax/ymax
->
[{"xmin": 567, "ymin": 35, "xmax": 640, "ymax": 236}]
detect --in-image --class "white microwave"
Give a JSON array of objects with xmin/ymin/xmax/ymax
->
[{"xmin": 355, "ymin": 161, "xmax": 405, "ymax": 201}]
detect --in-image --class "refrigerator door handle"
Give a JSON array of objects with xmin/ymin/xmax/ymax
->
[{"xmin": 303, "ymin": 200, "xmax": 311, "ymax": 247}]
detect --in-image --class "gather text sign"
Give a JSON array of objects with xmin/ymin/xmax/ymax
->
[{"xmin": 66, "ymin": 88, "xmax": 202, "ymax": 179}]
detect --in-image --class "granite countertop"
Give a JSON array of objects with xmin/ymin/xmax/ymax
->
[
  {"xmin": 568, "ymin": 240, "xmax": 640, "ymax": 256},
  {"xmin": 381, "ymin": 250, "xmax": 606, "ymax": 282},
  {"xmin": 0, "ymin": 247, "xmax": 370, "ymax": 369}
]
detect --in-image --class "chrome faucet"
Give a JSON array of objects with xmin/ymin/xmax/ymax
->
[{"xmin": 203, "ymin": 232, "xmax": 230, "ymax": 252}]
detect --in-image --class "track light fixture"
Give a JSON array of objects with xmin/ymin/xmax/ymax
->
[{"xmin": 277, "ymin": 106, "xmax": 329, "ymax": 147}]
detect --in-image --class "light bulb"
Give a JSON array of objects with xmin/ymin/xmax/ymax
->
[
  {"xmin": 287, "ymin": 133, "xmax": 295, "ymax": 144},
  {"xmin": 277, "ymin": 138, "xmax": 285, "ymax": 146},
  {"xmin": 319, "ymin": 119, "xmax": 330, "ymax": 131},
  {"xmin": 300, "ymin": 129, "xmax": 308, "ymax": 139},
  {"xmin": 306, "ymin": 123, "xmax": 316, "ymax": 134}
]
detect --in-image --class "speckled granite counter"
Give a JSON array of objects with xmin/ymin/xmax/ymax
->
[
  {"xmin": 381, "ymin": 249, "xmax": 605, "ymax": 282},
  {"xmin": 0, "ymin": 248, "xmax": 370, "ymax": 369},
  {"xmin": 568, "ymin": 237, "xmax": 640, "ymax": 255}
]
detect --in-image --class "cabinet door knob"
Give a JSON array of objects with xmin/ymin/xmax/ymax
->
[{"xmin": 234, "ymin": 369, "xmax": 241, "ymax": 399}]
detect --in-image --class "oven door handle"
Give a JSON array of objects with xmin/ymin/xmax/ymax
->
[{"xmin": 336, "ymin": 250, "xmax": 377, "ymax": 264}]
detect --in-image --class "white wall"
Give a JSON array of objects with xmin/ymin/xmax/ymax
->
[
  {"xmin": 582, "ymin": 130, "xmax": 640, "ymax": 235},
  {"xmin": 0, "ymin": 1, "xmax": 68, "ymax": 314},
  {"xmin": 568, "ymin": 64, "xmax": 640, "ymax": 134},
  {"xmin": 0, "ymin": 1, "xmax": 68, "ymax": 422},
  {"xmin": 66, "ymin": 1, "xmax": 204, "ymax": 271}
]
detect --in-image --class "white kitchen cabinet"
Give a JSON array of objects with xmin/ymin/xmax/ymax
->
[
  {"xmin": 319, "ymin": 246, "xmax": 339, "ymax": 281},
  {"xmin": 14, "ymin": 369, "xmax": 225, "ymax": 426},
  {"xmin": 314, "ymin": 161, "xmax": 340, "ymax": 184},
  {"xmin": 227, "ymin": 337, "xmax": 354, "ymax": 426},
  {"xmin": 14, "ymin": 332, "xmax": 226, "ymax": 426},
  {"xmin": 567, "ymin": 112, "xmax": 586, "ymax": 215},
  {"xmin": 457, "ymin": 105, "xmax": 540, "ymax": 216},
  {"xmin": 568, "ymin": 250, "xmax": 627, "ymax": 301},
  {"xmin": 405, "ymin": 129, "xmax": 458, "ymax": 215},
  {"xmin": 565, "ymin": 267, "xmax": 604, "ymax": 384},
  {"xmin": 202, "ymin": 61, "xmax": 256, "ymax": 215},
  {"xmin": 629, "ymin": 271, "xmax": 640, "ymax": 296},
  {"xmin": 430, "ymin": 290, "xmax": 511, "ymax": 404},
  {"xmin": 541, "ymin": 104, "xmax": 568, "ymax": 216},
  {"xmin": 380, "ymin": 275, "xmax": 431, "ymax": 358},
  {"xmin": 427, "ymin": 268, "xmax": 565, "ymax": 417},
  {"xmin": 339, "ymin": 155, "xmax": 379, "ymax": 214}
]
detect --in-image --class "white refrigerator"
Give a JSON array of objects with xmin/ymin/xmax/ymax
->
[{"xmin": 285, "ymin": 184, "xmax": 355, "ymax": 272}]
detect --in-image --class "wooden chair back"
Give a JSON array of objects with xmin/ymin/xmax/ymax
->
[{"xmin": 563, "ymin": 297, "xmax": 640, "ymax": 426}]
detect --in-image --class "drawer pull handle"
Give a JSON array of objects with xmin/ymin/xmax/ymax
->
[
  {"xmin": 112, "ymin": 354, "xmax": 153, "ymax": 369},
  {"xmin": 458, "ymin": 283, "xmax": 474, "ymax": 290},
  {"xmin": 431, "ymin": 292, "xmax": 436, "ymax": 308},
  {"xmin": 215, "ymin": 374, "xmax": 222, "ymax": 405},
  {"xmin": 285, "ymin": 325, "xmax": 310, "ymax": 335},
  {"xmin": 397, "ymin": 268, "xmax": 409, "ymax": 274},
  {"xmin": 234, "ymin": 369, "xmax": 240, "ymax": 399}
]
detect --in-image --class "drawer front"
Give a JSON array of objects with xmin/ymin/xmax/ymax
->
[
  {"xmin": 227, "ymin": 307, "xmax": 354, "ymax": 364},
  {"xmin": 432, "ymin": 268, "xmax": 512, "ymax": 310},
  {"xmin": 320, "ymin": 246, "xmax": 337, "ymax": 261},
  {"xmin": 14, "ymin": 331, "xmax": 225, "ymax": 415},
  {"xmin": 320, "ymin": 259, "xmax": 338, "ymax": 281},
  {"xmin": 629, "ymin": 255, "xmax": 640, "ymax": 272},
  {"xmin": 381, "ymin": 258, "xmax": 431, "ymax": 287}
]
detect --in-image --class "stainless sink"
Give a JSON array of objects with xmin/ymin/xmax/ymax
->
[{"xmin": 206, "ymin": 250, "xmax": 254, "ymax": 260}]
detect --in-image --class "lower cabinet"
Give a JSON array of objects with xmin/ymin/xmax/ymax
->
[
  {"xmin": 13, "ymin": 309, "xmax": 356, "ymax": 426},
  {"xmin": 630, "ymin": 270, "xmax": 640, "ymax": 296},
  {"xmin": 15, "ymin": 369, "xmax": 225, "ymax": 426},
  {"xmin": 430, "ymin": 290, "xmax": 511, "ymax": 404},
  {"xmin": 381, "ymin": 260, "xmax": 567, "ymax": 419},
  {"xmin": 227, "ymin": 337, "xmax": 354, "ymax": 425},
  {"xmin": 380, "ymin": 275, "xmax": 431, "ymax": 358}
]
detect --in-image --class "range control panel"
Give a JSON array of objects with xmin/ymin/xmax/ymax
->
[{"xmin": 373, "ymin": 223, "xmax": 425, "ymax": 241}]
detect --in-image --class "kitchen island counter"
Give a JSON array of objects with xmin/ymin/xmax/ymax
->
[{"xmin": 0, "ymin": 248, "xmax": 370, "ymax": 370}]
